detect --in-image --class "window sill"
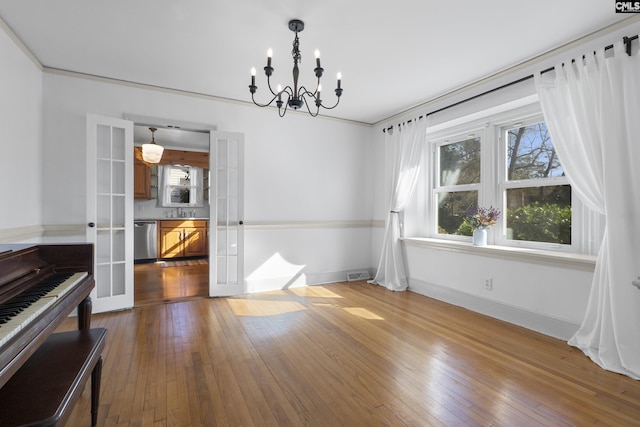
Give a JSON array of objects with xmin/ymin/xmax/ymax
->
[{"xmin": 401, "ymin": 237, "xmax": 596, "ymax": 271}]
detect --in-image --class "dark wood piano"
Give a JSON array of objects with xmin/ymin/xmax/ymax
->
[{"xmin": 0, "ymin": 243, "xmax": 105, "ymax": 426}]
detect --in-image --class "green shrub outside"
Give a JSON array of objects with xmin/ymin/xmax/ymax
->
[{"xmin": 453, "ymin": 203, "xmax": 571, "ymax": 244}]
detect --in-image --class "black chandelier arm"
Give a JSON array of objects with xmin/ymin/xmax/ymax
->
[
  {"xmin": 280, "ymin": 85, "xmax": 294, "ymax": 98},
  {"xmin": 299, "ymin": 93, "xmax": 321, "ymax": 117},
  {"xmin": 264, "ymin": 74, "xmax": 281, "ymax": 97},
  {"xmin": 298, "ymin": 87, "xmax": 342, "ymax": 110},
  {"xmin": 317, "ymin": 93, "xmax": 342, "ymax": 110},
  {"xmin": 250, "ymin": 80, "xmax": 295, "ymax": 107},
  {"xmin": 278, "ymin": 102, "xmax": 289, "ymax": 117},
  {"xmin": 250, "ymin": 91, "xmax": 280, "ymax": 108},
  {"xmin": 298, "ymin": 84, "xmax": 319, "ymax": 98}
]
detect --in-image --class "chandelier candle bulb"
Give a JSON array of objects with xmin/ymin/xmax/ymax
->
[
  {"xmin": 337, "ymin": 72, "xmax": 342, "ymax": 89},
  {"xmin": 315, "ymin": 49, "xmax": 321, "ymax": 67},
  {"xmin": 267, "ymin": 49, "xmax": 272, "ymax": 67},
  {"xmin": 250, "ymin": 67, "xmax": 256, "ymax": 86}
]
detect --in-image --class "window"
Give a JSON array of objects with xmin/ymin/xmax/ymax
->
[
  {"xmin": 435, "ymin": 135, "xmax": 481, "ymax": 235},
  {"xmin": 501, "ymin": 120, "xmax": 571, "ymax": 245},
  {"xmin": 429, "ymin": 109, "xmax": 578, "ymax": 252},
  {"xmin": 160, "ymin": 165, "xmax": 205, "ymax": 207}
]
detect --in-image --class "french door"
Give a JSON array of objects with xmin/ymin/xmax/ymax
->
[
  {"xmin": 87, "ymin": 115, "xmax": 244, "ymax": 307},
  {"xmin": 209, "ymin": 132, "xmax": 245, "ymax": 296},
  {"xmin": 86, "ymin": 114, "xmax": 134, "ymax": 312}
]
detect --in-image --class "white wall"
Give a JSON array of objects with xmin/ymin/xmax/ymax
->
[
  {"xmin": 371, "ymin": 111, "xmax": 595, "ymax": 339},
  {"xmin": 0, "ymin": 25, "xmax": 43, "ymax": 239},
  {"xmin": 368, "ymin": 24, "xmax": 640, "ymax": 338},
  {"xmin": 404, "ymin": 243, "xmax": 593, "ymax": 339},
  {"xmin": 41, "ymin": 72, "xmax": 375, "ymax": 291}
]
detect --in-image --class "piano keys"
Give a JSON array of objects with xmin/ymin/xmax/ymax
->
[
  {"xmin": 0, "ymin": 271, "xmax": 88, "ymax": 347},
  {"xmin": 0, "ymin": 243, "xmax": 94, "ymax": 390}
]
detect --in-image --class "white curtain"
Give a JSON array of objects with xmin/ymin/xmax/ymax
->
[
  {"xmin": 370, "ymin": 119, "xmax": 427, "ymax": 291},
  {"xmin": 191, "ymin": 167, "xmax": 204, "ymax": 207},
  {"xmin": 535, "ymin": 41, "xmax": 640, "ymax": 379},
  {"xmin": 157, "ymin": 165, "xmax": 168, "ymax": 206}
]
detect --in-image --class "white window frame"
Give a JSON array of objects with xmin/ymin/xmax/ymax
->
[
  {"xmin": 431, "ymin": 126, "xmax": 485, "ymax": 242},
  {"xmin": 161, "ymin": 165, "xmax": 202, "ymax": 208},
  {"xmin": 495, "ymin": 115, "xmax": 575, "ymax": 252},
  {"xmin": 426, "ymin": 104, "xmax": 598, "ymax": 255}
]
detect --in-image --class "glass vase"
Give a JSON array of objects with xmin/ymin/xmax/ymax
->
[{"xmin": 472, "ymin": 228, "xmax": 487, "ymax": 246}]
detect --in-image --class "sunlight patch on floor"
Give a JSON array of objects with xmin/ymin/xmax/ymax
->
[
  {"xmin": 343, "ymin": 307, "xmax": 385, "ymax": 320},
  {"xmin": 227, "ymin": 298, "xmax": 307, "ymax": 317},
  {"xmin": 289, "ymin": 286, "xmax": 343, "ymax": 299}
]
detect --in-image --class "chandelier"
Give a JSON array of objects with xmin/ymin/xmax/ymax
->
[{"xmin": 249, "ymin": 19, "xmax": 343, "ymax": 117}]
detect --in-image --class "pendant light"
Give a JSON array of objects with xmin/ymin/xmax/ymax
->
[{"xmin": 142, "ymin": 127, "xmax": 164, "ymax": 163}]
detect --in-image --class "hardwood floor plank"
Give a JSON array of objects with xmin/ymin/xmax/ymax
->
[
  {"xmin": 58, "ymin": 281, "xmax": 640, "ymax": 426},
  {"xmin": 134, "ymin": 262, "xmax": 208, "ymax": 307}
]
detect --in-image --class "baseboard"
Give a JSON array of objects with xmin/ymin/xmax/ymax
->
[{"xmin": 408, "ymin": 278, "xmax": 580, "ymax": 341}]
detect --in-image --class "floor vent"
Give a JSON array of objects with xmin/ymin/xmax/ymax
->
[{"xmin": 346, "ymin": 270, "xmax": 370, "ymax": 282}]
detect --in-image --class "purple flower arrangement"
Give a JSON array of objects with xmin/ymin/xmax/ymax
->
[{"xmin": 465, "ymin": 206, "xmax": 501, "ymax": 229}]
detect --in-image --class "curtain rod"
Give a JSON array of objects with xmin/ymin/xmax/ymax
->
[{"xmin": 382, "ymin": 34, "xmax": 638, "ymax": 133}]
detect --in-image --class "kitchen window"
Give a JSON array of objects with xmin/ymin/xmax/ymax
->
[{"xmin": 159, "ymin": 165, "xmax": 204, "ymax": 207}]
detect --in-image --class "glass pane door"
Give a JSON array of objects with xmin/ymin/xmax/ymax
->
[
  {"xmin": 86, "ymin": 114, "xmax": 134, "ymax": 312},
  {"xmin": 209, "ymin": 132, "xmax": 244, "ymax": 296}
]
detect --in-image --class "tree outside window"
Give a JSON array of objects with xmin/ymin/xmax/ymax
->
[
  {"xmin": 436, "ymin": 137, "xmax": 480, "ymax": 235},
  {"xmin": 430, "ymin": 117, "xmax": 572, "ymax": 248},
  {"xmin": 503, "ymin": 121, "xmax": 571, "ymax": 245}
]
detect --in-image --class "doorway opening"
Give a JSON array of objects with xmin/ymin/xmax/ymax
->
[
  {"xmin": 134, "ymin": 259, "xmax": 209, "ymax": 306},
  {"xmin": 130, "ymin": 118, "xmax": 214, "ymax": 306}
]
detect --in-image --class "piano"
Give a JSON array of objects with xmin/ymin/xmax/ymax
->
[{"xmin": 0, "ymin": 243, "xmax": 94, "ymax": 390}]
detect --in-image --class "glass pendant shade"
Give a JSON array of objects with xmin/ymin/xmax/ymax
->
[
  {"xmin": 142, "ymin": 127, "xmax": 164, "ymax": 163},
  {"xmin": 142, "ymin": 143, "xmax": 164, "ymax": 163}
]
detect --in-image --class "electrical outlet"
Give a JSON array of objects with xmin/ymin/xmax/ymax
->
[{"xmin": 483, "ymin": 278, "xmax": 493, "ymax": 290}]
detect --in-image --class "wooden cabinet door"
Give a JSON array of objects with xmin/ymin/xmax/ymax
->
[
  {"xmin": 134, "ymin": 157, "xmax": 151, "ymax": 199},
  {"xmin": 183, "ymin": 227, "xmax": 207, "ymax": 257},
  {"xmin": 159, "ymin": 228, "xmax": 183, "ymax": 258}
]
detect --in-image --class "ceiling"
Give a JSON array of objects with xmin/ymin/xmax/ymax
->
[
  {"xmin": 133, "ymin": 125, "xmax": 209, "ymax": 151},
  {"xmin": 0, "ymin": 1, "xmax": 632, "ymax": 124}
]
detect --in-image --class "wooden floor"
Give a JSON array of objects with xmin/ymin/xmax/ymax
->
[
  {"xmin": 57, "ymin": 281, "xmax": 640, "ymax": 426},
  {"xmin": 134, "ymin": 261, "xmax": 208, "ymax": 307}
]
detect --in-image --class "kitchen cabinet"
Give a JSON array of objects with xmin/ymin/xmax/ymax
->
[
  {"xmin": 158, "ymin": 220, "xmax": 208, "ymax": 258},
  {"xmin": 134, "ymin": 156, "xmax": 152, "ymax": 199}
]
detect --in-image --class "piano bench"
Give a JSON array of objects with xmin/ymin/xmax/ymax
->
[{"xmin": 0, "ymin": 328, "xmax": 107, "ymax": 427}]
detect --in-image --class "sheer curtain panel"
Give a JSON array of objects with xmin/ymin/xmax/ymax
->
[
  {"xmin": 370, "ymin": 119, "xmax": 426, "ymax": 291},
  {"xmin": 535, "ymin": 41, "xmax": 640, "ymax": 379}
]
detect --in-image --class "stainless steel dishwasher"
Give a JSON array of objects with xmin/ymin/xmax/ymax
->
[{"xmin": 134, "ymin": 221, "xmax": 157, "ymax": 262}]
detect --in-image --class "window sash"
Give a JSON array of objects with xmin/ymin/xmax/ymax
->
[{"xmin": 425, "ymin": 108, "xmax": 594, "ymax": 253}]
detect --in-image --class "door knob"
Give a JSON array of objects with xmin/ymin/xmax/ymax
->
[{"xmin": 88, "ymin": 222, "xmax": 95, "ymax": 228}]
